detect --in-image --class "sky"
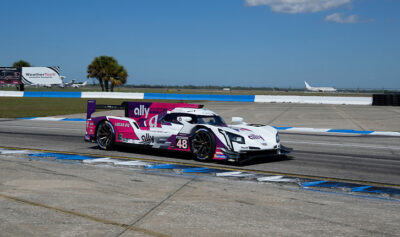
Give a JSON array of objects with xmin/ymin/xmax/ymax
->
[{"xmin": 0, "ymin": 0, "xmax": 399, "ymax": 89}]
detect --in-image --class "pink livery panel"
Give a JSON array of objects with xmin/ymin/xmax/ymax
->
[
  {"xmin": 126, "ymin": 102, "xmax": 201, "ymax": 128},
  {"xmin": 108, "ymin": 118, "xmax": 139, "ymax": 142}
]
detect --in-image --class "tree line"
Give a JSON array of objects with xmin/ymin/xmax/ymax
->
[{"xmin": 11, "ymin": 56, "xmax": 128, "ymax": 92}]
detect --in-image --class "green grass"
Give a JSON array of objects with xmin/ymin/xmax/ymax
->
[{"xmin": 0, "ymin": 98, "xmax": 193, "ymax": 118}]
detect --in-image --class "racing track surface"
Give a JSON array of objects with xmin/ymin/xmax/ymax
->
[{"xmin": 1, "ymin": 119, "xmax": 399, "ymax": 186}]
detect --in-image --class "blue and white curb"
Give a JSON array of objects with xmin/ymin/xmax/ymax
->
[
  {"xmin": 0, "ymin": 91, "xmax": 372, "ymax": 105},
  {"xmin": 17, "ymin": 117, "xmax": 400, "ymax": 136},
  {"xmin": 1, "ymin": 148, "xmax": 399, "ymax": 201}
]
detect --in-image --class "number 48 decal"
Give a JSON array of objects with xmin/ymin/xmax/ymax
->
[{"xmin": 176, "ymin": 138, "xmax": 188, "ymax": 149}]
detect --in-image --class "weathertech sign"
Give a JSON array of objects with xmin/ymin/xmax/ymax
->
[
  {"xmin": 0, "ymin": 67, "xmax": 22, "ymax": 84},
  {"xmin": 21, "ymin": 67, "xmax": 62, "ymax": 85}
]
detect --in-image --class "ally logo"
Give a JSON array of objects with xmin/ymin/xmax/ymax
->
[
  {"xmin": 133, "ymin": 105, "xmax": 150, "ymax": 118},
  {"xmin": 141, "ymin": 134, "xmax": 155, "ymax": 143}
]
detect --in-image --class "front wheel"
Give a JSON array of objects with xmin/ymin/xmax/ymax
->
[
  {"xmin": 191, "ymin": 128, "xmax": 216, "ymax": 161},
  {"xmin": 96, "ymin": 120, "xmax": 115, "ymax": 150}
]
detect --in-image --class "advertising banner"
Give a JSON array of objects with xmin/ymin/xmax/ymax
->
[
  {"xmin": 21, "ymin": 66, "xmax": 62, "ymax": 86},
  {"xmin": 0, "ymin": 67, "xmax": 22, "ymax": 84}
]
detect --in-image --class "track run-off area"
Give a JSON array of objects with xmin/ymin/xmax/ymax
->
[
  {"xmin": 0, "ymin": 118, "xmax": 399, "ymax": 186},
  {"xmin": 1, "ymin": 102, "xmax": 400, "ymax": 236}
]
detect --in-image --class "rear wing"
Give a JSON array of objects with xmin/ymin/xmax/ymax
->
[{"xmin": 87, "ymin": 100, "xmax": 203, "ymax": 127}]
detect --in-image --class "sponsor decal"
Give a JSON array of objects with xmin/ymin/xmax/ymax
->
[
  {"xmin": 0, "ymin": 67, "xmax": 22, "ymax": 84},
  {"xmin": 115, "ymin": 122, "xmax": 130, "ymax": 128},
  {"xmin": 133, "ymin": 105, "xmax": 150, "ymax": 118},
  {"xmin": 25, "ymin": 73, "xmax": 56, "ymax": 78},
  {"xmin": 248, "ymin": 134, "xmax": 264, "ymax": 140},
  {"xmin": 141, "ymin": 134, "xmax": 155, "ymax": 143}
]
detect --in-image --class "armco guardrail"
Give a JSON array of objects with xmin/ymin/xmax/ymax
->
[
  {"xmin": 0, "ymin": 91, "xmax": 372, "ymax": 105},
  {"xmin": 373, "ymin": 94, "xmax": 400, "ymax": 106}
]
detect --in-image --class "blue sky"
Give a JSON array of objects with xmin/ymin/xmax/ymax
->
[{"xmin": 1, "ymin": 0, "xmax": 399, "ymax": 88}]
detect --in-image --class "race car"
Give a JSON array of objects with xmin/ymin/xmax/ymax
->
[{"xmin": 85, "ymin": 100, "xmax": 291, "ymax": 163}]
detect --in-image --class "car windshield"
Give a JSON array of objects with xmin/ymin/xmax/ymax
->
[{"xmin": 197, "ymin": 115, "xmax": 227, "ymax": 126}]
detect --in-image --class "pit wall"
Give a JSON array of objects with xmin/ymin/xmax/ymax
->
[{"xmin": 0, "ymin": 91, "xmax": 372, "ymax": 105}]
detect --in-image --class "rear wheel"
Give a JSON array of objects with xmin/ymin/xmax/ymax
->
[
  {"xmin": 191, "ymin": 128, "xmax": 216, "ymax": 161},
  {"xmin": 96, "ymin": 121, "xmax": 115, "ymax": 150}
]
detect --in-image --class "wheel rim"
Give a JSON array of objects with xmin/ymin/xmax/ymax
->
[
  {"xmin": 192, "ymin": 131, "xmax": 212, "ymax": 159},
  {"xmin": 97, "ymin": 122, "xmax": 113, "ymax": 148}
]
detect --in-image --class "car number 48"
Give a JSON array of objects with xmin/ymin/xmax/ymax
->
[{"xmin": 176, "ymin": 138, "xmax": 188, "ymax": 149}]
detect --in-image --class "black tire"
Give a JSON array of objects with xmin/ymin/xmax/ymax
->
[
  {"xmin": 191, "ymin": 128, "xmax": 216, "ymax": 161},
  {"xmin": 96, "ymin": 120, "xmax": 116, "ymax": 150}
]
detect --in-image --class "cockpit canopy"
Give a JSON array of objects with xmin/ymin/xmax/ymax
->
[{"xmin": 162, "ymin": 113, "xmax": 227, "ymax": 126}]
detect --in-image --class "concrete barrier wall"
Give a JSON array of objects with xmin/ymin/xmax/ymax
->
[
  {"xmin": 0, "ymin": 91, "xmax": 24, "ymax": 97},
  {"xmin": 254, "ymin": 95, "xmax": 372, "ymax": 105},
  {"xmin": 144, "ymin": 93, "xmax": 255, "ymax": 102},
  {"xmin": 23, "ymin": 91, "xmax": 82, "ymax": 98},
  {"xmin": 81, "ymin": 92, "xmax": 144, "ymax": 99},
  {"xmin": 0, "ymin": 91, "xmax": 372, "ymax": 105}
]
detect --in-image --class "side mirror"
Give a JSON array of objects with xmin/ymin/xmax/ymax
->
[
  {"xmin": 178, "ymin": 116, "xmax": 192, "ymax": 123},
  {"xmin": 232, "ymin": 117, "xmax": 244, "ymax": 124}
]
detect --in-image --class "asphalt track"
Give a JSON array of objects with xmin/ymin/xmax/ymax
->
[{"xmin": 1, "ymin": 119, "xmax": 399, "ymax": 186}]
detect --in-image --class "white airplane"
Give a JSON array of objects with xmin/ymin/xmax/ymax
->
[
  {"xmin": 304, "ymin": 81, "xmax": 337, "ymax": 92},
  {"xmin": 59, "ymin": 79, "xmax": 88, "ymax": 88},
  {"xmin": 71, "ymin": 80, "xmax": 88, "ymax": 88}
]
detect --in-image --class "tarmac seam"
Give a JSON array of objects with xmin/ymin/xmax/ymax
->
[
  {"xmin": 0, "ymin": 193, "xmax": 169, "ymax": 237},
  {"xmin": 332, "ymin": 105, "xmax": 366, "ymax": 130},
  {"xmin": 115, "ymin": 179, "xmax": 193, "ymax": 237},
  {"xmin": 266, "ymin": 104, "xmax": 294, "ymax": 124}
]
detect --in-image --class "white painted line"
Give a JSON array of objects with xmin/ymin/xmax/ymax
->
[
  {"xmin": 257, "ymin": 176, "xmax": 297, "ymax": 182},
  {"xmin": 284, "ymin": 140, "xmax": 400, "ymax": 150}
]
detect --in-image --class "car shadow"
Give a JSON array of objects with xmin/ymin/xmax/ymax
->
[
  {"xmin": 87, "ymin": 144, "xmax": 293, "ymax": 166},
  {"xmin": 89, "ymin": 144, "xmax": 193, "ymax": 161},
  {"xmin": 234, "ymin": 155, "xmax": 294, "ymax": 167}
]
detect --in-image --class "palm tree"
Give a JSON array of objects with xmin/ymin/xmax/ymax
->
[
  {"xmin": 13, "ymin": 60, "xmax": 31, "ymax": 67},
  {"xmin": 87, "ymin": 56, "xmax": 128, "ymax": 92},
  {"xmin": 109, "ymin": 65, "xmax": 128, "ymax": 92}
]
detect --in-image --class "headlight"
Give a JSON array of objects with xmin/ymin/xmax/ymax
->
[
  {"xmin": 227, "ymin": 132, "xmax": 245, "ymax": 144},
  {"xmin": 276, "ymin": 133, "xmax": 280, "ymax": 143},
  {"xmin": 218, "ymin": 129, "xmax": 245, "ymax": 145}
]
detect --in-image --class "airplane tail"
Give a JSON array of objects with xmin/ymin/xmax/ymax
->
[
  {"xmin": 82, "ymin": 80, "xmax": 88, "ymax": 86},
  {"xmin": 304, "ymin": 81, "xmax": 312, "ymax": 89}
]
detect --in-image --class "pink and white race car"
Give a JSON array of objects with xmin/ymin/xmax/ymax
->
[{"xmin": 85, "ymin": 100, "xmax": 291, "ymax": 163}]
